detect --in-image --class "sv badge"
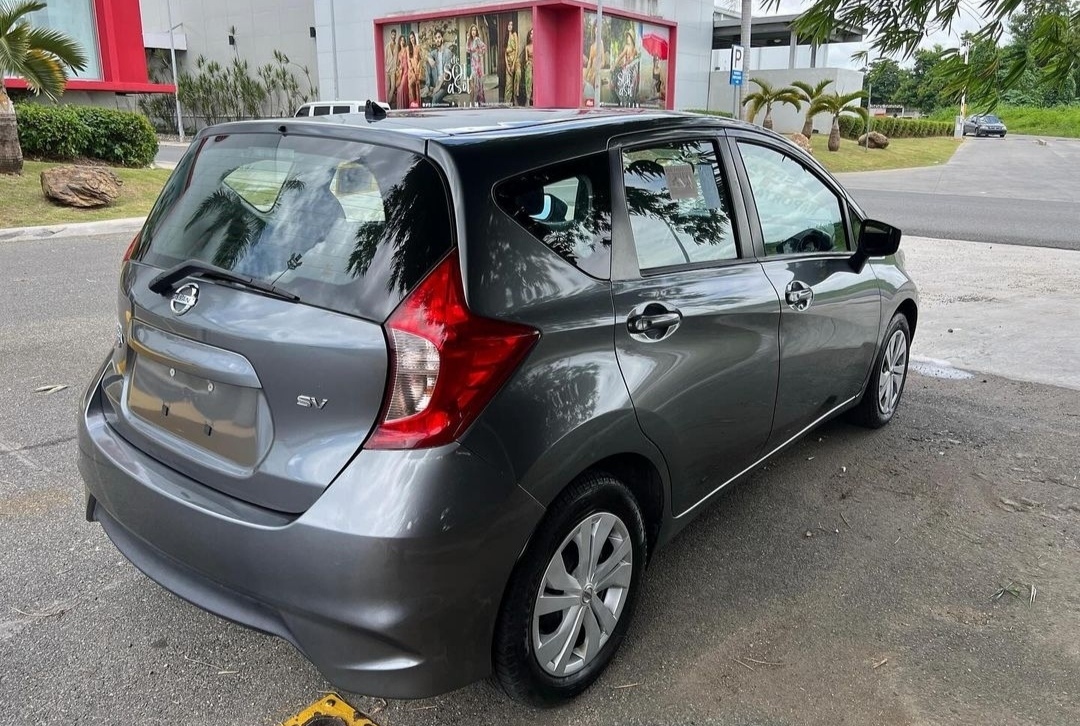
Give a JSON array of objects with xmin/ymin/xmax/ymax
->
[{"xmin": 296, "ymin": 395, "xmax": 328, "ymax": 409}]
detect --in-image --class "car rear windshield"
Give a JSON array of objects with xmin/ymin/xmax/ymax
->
[{"xmin": 135, "ymin": 132, "xmax": 453, "ymax": 321}]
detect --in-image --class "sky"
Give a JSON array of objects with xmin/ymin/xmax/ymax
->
[{"xmin": 734, "ymin": 0, "xmax": 996, "ymax": 68}]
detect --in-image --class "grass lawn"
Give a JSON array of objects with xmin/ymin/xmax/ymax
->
[
  {"xmin": 930, "ymin": 104, "xmax": 1080, "ymax": 138},
  {"xmin": 0, "ymin": 161, "xmax": 172, "ymax": 229},
  {"xmin": 810, "ymin": 136, "xmax": 962, "ymax": 174}
]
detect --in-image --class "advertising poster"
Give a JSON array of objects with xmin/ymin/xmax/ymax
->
[
  {"xmin": 583, "ymin": 12, "xmax": 669, "ymax": 108},
  {"xmin": 381, "ymin": 10, "xmax": 534, "ymax": 109}
]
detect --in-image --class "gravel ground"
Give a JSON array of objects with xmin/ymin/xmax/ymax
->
[{"xmin": 1, "ymin": 234, "xmax": 1078, "ymax": 726}]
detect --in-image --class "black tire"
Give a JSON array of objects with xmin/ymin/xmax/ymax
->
[
  {"xmin": 848, "ymin": 312, "xmax": 912, "ymax": 429},
  {"xmin": 493, "ymin": 472, "xmax": 647, "ymax": 706}
]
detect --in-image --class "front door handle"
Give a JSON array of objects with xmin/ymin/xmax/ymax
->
[{"xmin": 785, "ymin": 280, "xmax": 814, "ymax": 311}]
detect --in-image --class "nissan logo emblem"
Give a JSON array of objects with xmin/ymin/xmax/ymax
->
[{"xmin": 170, "ymin": 283, "xmax": 200, "ymax": 315}]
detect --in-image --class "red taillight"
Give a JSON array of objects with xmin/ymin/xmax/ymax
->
[
  {"xmin": 366, "ymin": 250, "xmax": 540, "ymax": 450},
  {"xmin": 122, "ymin": 232, "xmax": 141, "ymax": 263}
]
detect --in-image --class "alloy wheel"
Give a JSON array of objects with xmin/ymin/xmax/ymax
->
[
  {"xmin": 532, "ymin": 512, "xmax": 633, "ymax": 677},
  {"xmin": 877, "ymin": 329, "xmax": 908, "ymax": 416}
]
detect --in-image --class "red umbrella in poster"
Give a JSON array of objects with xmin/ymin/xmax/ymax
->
[{"xmin": 642, "ymin": 33, "xmax": 668, "ymax": 60}]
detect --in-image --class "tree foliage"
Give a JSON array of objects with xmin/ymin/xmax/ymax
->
[
  {"xmin": 791, "ymin": 78, "xmax": 834, "ymax": 136},
  {"xmin": 0, "ymin": 0, "xmax": 87, "ymax": 173},
  {"xmin": 742, "ymin": 78, "xmax": 803, "ymax": 129},
  {"xmin": 776, "ymin": 0, "xmax": 1080, "ymax": 108}
]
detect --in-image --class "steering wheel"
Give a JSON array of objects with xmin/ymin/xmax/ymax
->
[{"xmin": 780, "ymin": 228, "xmax": 833, "ymax": 254}]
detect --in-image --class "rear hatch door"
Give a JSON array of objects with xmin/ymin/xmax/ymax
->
[{"xmin": 105, "ymin": 129, "xmax": 453, "ymax": 513}]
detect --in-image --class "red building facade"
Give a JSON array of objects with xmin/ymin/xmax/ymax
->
[
  {"xmin": 4, "ymin": 0, "xmax": 172, "ymax": 95},
  {"xmin": 375, "ymin": 0, "xmax": 675, "ymax": 110}
]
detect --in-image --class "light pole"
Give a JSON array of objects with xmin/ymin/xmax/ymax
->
[
  {"xmin": 738, "ymin": 0, "xmax": 752, "ymax": 120},
  {"xmin": 166, "ymin": 0, "xmax": 184, "ymax": 142},
  {"xmin": 960, "ymin": 42, "xmax": 970, "ymax": 120},
  {"xmin": 860, "ymin": 65, "xmax": 872, "ymax": 151},
  {"xmin": 594, "ymin": 0, "xmax": 603, "ymax": 108}
]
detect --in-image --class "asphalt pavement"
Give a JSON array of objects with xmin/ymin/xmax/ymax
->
[
  {"xmin": 154, "ymin": 141, "xmax": 190, "ymax": 169},
  {"xmin": 2, "ymin": 233, "xmax": 1079, "ymax": 725},
  {"xmin": 837, "ymin": 134, "xmax": 1080, "ymax": 250}
]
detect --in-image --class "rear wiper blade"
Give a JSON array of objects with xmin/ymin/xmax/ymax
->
[{"xmin": 148, "ymin": 260, "xmax": 300, "ymax": 302}]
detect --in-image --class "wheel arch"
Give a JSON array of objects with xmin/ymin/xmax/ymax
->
[{"xmin": 896, "ymin": 297, "xmax": 918, "ymax": 337}]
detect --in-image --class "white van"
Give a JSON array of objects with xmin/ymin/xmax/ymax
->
[{"xmin": 294, "ymin": 101, "xmax": 366, "ymax": 117}]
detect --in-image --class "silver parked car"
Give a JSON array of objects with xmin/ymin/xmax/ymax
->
[{"xmin": 78, "ymin": 105, "xmax": 918, "ymax": 706}]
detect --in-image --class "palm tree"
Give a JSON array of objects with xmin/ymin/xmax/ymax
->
[
  {"xmin": 0, "ymin": 0, "xmax": 87, "ymax": 174},
  {"xmin": 814, "ymin": 90, "xmax": 869, "ymax": 152},
  {"xmin": 791, "ymin": 79, "xmax": 834, "ymax": 138},
  {"xmin": 741, "ymin": 78, "xmax": 802, "ymax": 130}
]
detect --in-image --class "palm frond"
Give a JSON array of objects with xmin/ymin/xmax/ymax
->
[
  {"xmin": 0, "ymin": 1, "xmax": 47, "ymax": 35},
  {"xmin": 747, "ymin": 77, "xmax": 775, "ymax": 95},
  {"xmin": 0, "ymin": 2, "xmax": 86, "ymax": 96},
  {"xmin": 22, "ymin": 24, "xmax": 87, "ymax": 71},
  {"xmin": 17, "ymin": 47, "xmax": 67, "ymax": 98}
]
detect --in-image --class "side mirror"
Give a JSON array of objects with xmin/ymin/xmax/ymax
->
[{"xmin": 851, "ymin": 218, "xmax": 901, "ymax": 271}]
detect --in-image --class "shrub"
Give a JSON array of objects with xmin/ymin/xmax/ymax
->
[
  {"xmin": 837, "ymin": 115, "xmax": 862, "ymax": 139},
  {"xmin": 836, "ymin": 114, "xmax": 951, "ymax": 140},
  {"xmin": 12, "ymin": 103, "xmax": 158, "ymax": 167},
  {"xmin": 14, "ymin": 103, "xmax": 90, "ymax": 160},
  {"xmin": 685, "ymin": 108, "xmax": 735, "ymax": 118},
  {"xmin": 72, "ymin": 106, "xmax": 159, "ymax": 167}
]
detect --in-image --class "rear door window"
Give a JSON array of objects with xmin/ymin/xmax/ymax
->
[
  {"xmin": 493, "ymin": 154, "xmax": 612, "ymax": 279},
  {"xmin": 312, "ymin": 105, "xmax": 332, "ymax": 116},
  {"xmin": 621, "ymin": 140, "xmax": 739, "ymax": 272},
  {"xmin": 136, "ymin": 132, "xmax": 453, "ymax": 321},
  {"xmin": 331, "ymin": 105, "xmax": 352, "ymax": 114}
]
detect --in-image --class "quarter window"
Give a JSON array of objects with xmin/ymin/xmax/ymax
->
[
  {"xmin": 494, "ymin": 154, "xmax": 612, "ymax": 278},
  {"xmin": 621, "ymin": 140, "xmax": 738, "ymax": 271},
  {"xmin": 738, "ymin": 142, "xmax": 849, "ymax": 256}
]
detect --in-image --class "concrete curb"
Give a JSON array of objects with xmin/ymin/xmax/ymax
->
[{"xmin": 0, "ymin": 216, "xmax": 145, "ymax": 244}]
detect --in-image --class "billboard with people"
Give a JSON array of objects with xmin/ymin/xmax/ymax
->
[
  {"xmin": 582, "ymin": 11, "xmax": 669, "ymax": 108},
  {"xmin": 381, "ymin": 10, "xmax": 534, "ymax": 109}
]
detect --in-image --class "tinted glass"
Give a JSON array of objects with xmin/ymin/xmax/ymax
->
[
  {"xmin": 494, "ymin": 154, "xmax": 612, "ymax": 279},
  {"xmin": 738, "ymin": 142, "xmax": 849, "ymax": 256},
  {"xmin": 312, "ymin": 106, "xmax": 332, "ymax": 116},
  {"xmin": 294, "ymin": 107, "xmax": 309, "ymax": 117},
  {"xmin": 622, "ymin": 140, "xmax": 737, "ymax": 271},
  {"xmin": 332, "ymin": 106, "xmax": 351, "ymax": 114},
  {"xmin": 136, "ymin": 133, "xmax": 453, "ymax": 321}
]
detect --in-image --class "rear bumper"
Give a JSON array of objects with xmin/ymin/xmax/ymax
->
[{"xmin": 78, "ymin": 360, "xmax": 544, "ymax": 698}]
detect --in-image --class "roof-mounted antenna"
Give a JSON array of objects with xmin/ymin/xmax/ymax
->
[{"xmin": 365, "ymin": 100, "xmax": 390, "ymax": 121}]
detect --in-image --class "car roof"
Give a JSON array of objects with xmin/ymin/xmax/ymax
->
[
  {"xmin": 297, "ymin": 106, "xmax": 751, "ymax": 140},
  {"xmin": 300, "ymin": 100, "xmax": 366, "ymax": 106}
]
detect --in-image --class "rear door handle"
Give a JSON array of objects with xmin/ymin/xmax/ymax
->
[
  {"xmin": 785, "ymin": 281, "xmax": 814, "ymax": 311},
  {"xmin": 628, "ymin": 312, "xmax": 681, "ymax": 333}
]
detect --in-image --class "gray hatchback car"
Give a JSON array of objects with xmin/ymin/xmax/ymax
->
[{"xmin": 78, "ymin": 105, "xmax": 917, "ymax": 706}]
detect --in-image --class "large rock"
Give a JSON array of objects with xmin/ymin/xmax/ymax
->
[
  {"xmin": 40, "ymin": 165, "xmax": 122, "ymax": 208},
  {"xmin": 788, "ymin": 133, "xmax": 813, "ymax": 156},
  {"xmin": 858, "ymin": 131, "xmax": 890, "ymax": 149}
]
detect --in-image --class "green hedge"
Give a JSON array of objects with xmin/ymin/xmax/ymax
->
[
  {"xmin": 685, "ymin": 108, "xmax": 735, "ymax": 118},
  {"xmin": 12, "ymin": 103, "xmax": 90, "ymax": 161},
  {"xmin": 14, "ymin": 103, "xmax": 159, "ymax": 167},
  {"xmin": 837, "ymin": 115, "xmax": 952, "ymax": 140},
  {"xmin": 73, "ymin": 107, "xmax": 158, "ymax": 166}
]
